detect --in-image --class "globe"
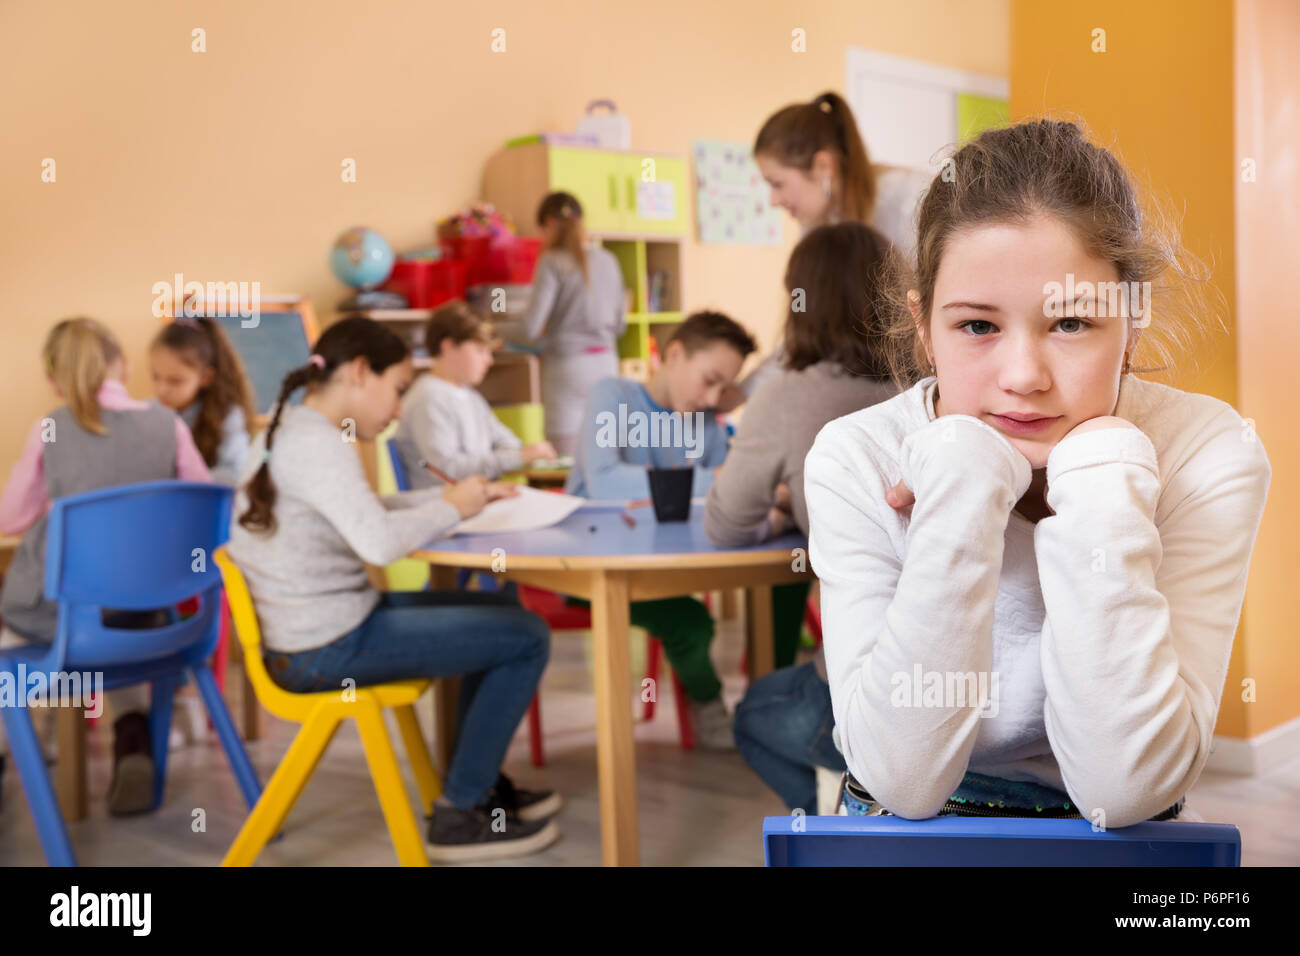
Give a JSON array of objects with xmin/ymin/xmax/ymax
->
[{"xmin": 330, "ymin": 227, "xmax": 394, "ymax": 289}]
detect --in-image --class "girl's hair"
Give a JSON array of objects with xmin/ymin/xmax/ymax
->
[
  {"xmin": 878, "ymin": 117, "xmax": 1218, "ymax": 391},
  {"xmin": 783, "ymin": 222, "xmax": 895, "ymax": 378},
  {"xmin": 42, "ymin": 317, "xmax": 124, "ymax": 435},
  {"xmin": 424, "ymin": 301, "xmax": 498, "ymax": 356},
  {"xmin": 239, "ymin": 316, "xmax": 409, "ymax": 535},
  {"xmin": 754, "ymin": 91, "xmax": 876, "ymax": 223},
  {"xmin": 151, "ymin": 317, "xmax": 256, "ymax": 467},
  {"xmin": 536, "ymin": 191, "xmax": 589, "ymax": 283}
]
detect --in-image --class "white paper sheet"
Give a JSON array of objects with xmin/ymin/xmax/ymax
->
[{"xmin": 451, "ymin": 485, "xmax": 586, "ymax": 535}]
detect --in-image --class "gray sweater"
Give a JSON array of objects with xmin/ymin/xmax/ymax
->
[
  {"xmin": 520, "ymin": 246, "xmax": 627, "ymax": 354},
  {"xmin": 392, "ymin": 373, "xmax": 523, "ymax": 486},
  {"xmin": 227, "ymin": 404, "xmax": 461, "ymax": 653},
  {"xmin": 705, "ymin": 362, "xmax": 899, "ymax": 546},
  {"xmin": 704, "ymin": 363, "xmax": 898, "ymax": 683}
]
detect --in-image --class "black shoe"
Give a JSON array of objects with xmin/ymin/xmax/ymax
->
[
  {"xmin": 427, "ymin": 801, "xmax": 559, "ymax": 863},
  {"xmin": 487, "ymin": 773, "xmax": 563, "ymax": 822},
  {"xmin": 108, "ymin": 712, "xmax": 155, "ymax": 816}
]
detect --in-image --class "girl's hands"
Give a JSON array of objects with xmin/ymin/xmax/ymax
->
[
  {"xmin": 885, "ymin": 480, "xmax": 915, "ymax": 512},
  {"xmin": 1060, "ymin": 415, "xmax": 1138, "ymax": 439},
  {"xmin": 766, "ymin": 506, "xmax": 792, "ymax": 538},
  {"xmin": 774, "ymin": 481, "xmax": 793, "ymax": 514},
  {"xmin": 884, "ymin": 414, "xmax": 1140, "ymax": 513},
  {"xmin": 486, "ymin": 480, "xmax": 521, "ymax": 502},
  {"xmin": 443, "ymin": 476, "xmax": 491, "ymax": 518},
  {"xmin": 443, "ymin": 477, "xmax": 521, "ymax": 518}
]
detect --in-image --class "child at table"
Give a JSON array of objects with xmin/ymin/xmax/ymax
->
[
  {"xmin": 805, "ymin": 119, "xmax": 1271, "ymax": 823},
  {"xmin": 393, "ymin": 302, "xmax": 555, "ymax": 487},
  {"xmin": 565, "ymin": 310, "xmax": 757, "ymax": 749},
  {"xmin": 519, "ymin": 191, "xmax": 627, "ymax": 455},
  {"xmin": 704, "ymin": 222, "xmax": 899, "ymax": 811},
  {"xmin": 149, "ymin": 315, "xmax": 258, "ymax": 746},
  {"xmin": 0, "ymin": 317, "xmax": 212, "ymax": 816},
  {"xmin": 149, "ymin": 316, "xmax": 255, "ymax": 487},
  {"xmin": 227, "ymin": 315, "xmax": 561, "ymax": 860}
]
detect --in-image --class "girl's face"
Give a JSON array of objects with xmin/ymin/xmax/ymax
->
[
  {"xmin": 346, "ymin": 356, "xmax": 414, "ymax": 441},
  {"xmin": 919, "ymin": 215, "xmax": 1133, "ymax": 470},
  {"xmin": 663, "ymin": 340, "xmax": 745, "ymax": 413},
  {"xmin": 150, "ymin": 346, "xmax": 210, "ymax": 411},
  {"xmin": 757, "ymin": 151, "xmax": 835, "ymax": 231},
  {"xmin": 435, "ymin": 338, "xmax": 495, "ymax": 386}
]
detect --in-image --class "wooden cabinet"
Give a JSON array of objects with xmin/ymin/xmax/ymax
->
[
  {"xmin": 485, "ymin": 144, "xmax": 689, "ymax": 240},
  {"xmin": 483, "ymin": 143, "xmax": 689, "ymax": 375}
]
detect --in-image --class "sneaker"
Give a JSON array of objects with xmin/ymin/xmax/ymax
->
[
  {"xmin": 108, "ymin": 712, "xmax": 155, "ymax": 816},
  {"xmin": 486, "ymin": 773, "xmax": 563, "ymax": 822},
  {"xmin": 687, "ymin": 696, "xmax": 736, "ymax": 751},
  {"xmin": 427, "ymin": 800, "xmax": 560, "ymax": 863}
]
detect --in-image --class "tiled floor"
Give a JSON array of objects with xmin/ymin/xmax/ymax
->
[{"xmin": 1, "ymin": 616, "xmax": 1296, "ymax": 866}]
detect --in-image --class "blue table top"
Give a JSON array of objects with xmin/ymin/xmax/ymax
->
[{"xmin": 412, "ymin": 501, "xmax": 807, "ymax": 569}]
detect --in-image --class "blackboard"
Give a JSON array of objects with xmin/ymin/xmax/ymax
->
[{"xmin": 206, "ymin": 311, "xmax": 313, "ymax": 416}]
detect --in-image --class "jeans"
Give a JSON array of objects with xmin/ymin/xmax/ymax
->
[
  {"xmin": 263, "ymin": 590, "xmax": 549, "ymax": 809},
  {"xmin": 733, "ymin": 661, "xmax": 845, "ymax": 812}
]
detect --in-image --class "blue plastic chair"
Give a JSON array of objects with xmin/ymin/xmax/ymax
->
[
  {"xmin": 0, "ymin": 481, "xmax": 262, "ymax": 866},
  {"xmin": 762, "ymin": 815, "xmax": 1241, "ymax": 866},
  {"xmin": 385, "ymin": 436, "xmax": 487, "ymax": 592}
]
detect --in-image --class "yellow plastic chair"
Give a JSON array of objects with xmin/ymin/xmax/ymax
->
[{"xmin": 214, "ymin": 547, "xmax": 441, "ymax": 867}]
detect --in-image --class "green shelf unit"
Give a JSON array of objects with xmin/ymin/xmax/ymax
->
[{"xmin": 601, "ymin": 238, "xmax": 683, "ymax": 363}]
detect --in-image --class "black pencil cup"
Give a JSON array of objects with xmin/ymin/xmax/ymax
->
[{"xmin": 647, "ymin": 467, "xmax": 694, "ymax": 522}]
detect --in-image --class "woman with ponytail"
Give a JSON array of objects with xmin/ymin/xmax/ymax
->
[
  {"xmin": 754, "ymin": 91, "xmax": 876, "ymax": 233},
  {"xmin": 519, "ymin": 191, "xmax": 627, "ymax": 454},
  {"xmin": 150, "ymin": 316, "xmax": 255, "ymax": 486},
  {"xmin": 227, "ymin": 315, "xmax": 562, "ymax": 861},
  {"xmin": 722, "ymin": 91, "xmax": 896, "ymax": 410}
]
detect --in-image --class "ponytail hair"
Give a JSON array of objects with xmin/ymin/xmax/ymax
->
[
  {"xmin": 537, "ymin": 191, "xmax": 589, "ymax": 283},
  {"xmin": 754, "ymin": 90, "xmax": 876, "ymax": 223},
  {"xmin": 42, "ymin": 317, "xmax": 123, "ymax": 435},
  {"xmin": 151, "ymin": 317, "xmax": 256, "ymax": 466},
  {"xmin": 238, "ymin": 316, "xmax": 409, "ymax": 535}
]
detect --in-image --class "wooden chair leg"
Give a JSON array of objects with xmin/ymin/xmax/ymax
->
[
  {"xmin": 394, "ymin": 704, "xmax": 441, "ymax": 816},
  {"xmin": 355, "ymin": 704, "xmax": 428, "ymax": 867},
  {"xmin": 55, "ymin": 706, "xmax": 86, "ymax": 822},
  {"xmin": 222, "ymin": 713, "xmax": 340, "ymax": 866}
]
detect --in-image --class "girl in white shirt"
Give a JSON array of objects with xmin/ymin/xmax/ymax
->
[{"xmin": 805, "ymin": 119, "xmax": 1271, "ymax": 826}]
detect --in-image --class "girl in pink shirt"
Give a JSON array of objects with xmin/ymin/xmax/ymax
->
[{"xmin": 0, "ymin": 317, "xmax": 210, "ymax": 817}]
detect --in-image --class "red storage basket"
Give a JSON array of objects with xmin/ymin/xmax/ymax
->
[
  {"xmin": 383, "ymin": 260, "xmax": 436, "ymax": 308},
  {"xmin": 427, "ymin": 259, "xmax": 467, "ymax": 306},
  {"xmin": 500, "ymin": 237, "xmax": 543, "ymax": 283}
]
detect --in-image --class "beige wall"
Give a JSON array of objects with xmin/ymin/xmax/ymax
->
[
  {"xmin": 0, "ymin": 0, "xmax": 1008, "ymax": 465},
  {"xmin": 1235, "ymin": 0, "xmax": 1300, "ymax": 738}
]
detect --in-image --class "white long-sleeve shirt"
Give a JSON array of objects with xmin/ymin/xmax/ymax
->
[
  {"xmin": 393, "ymin": 373, "xmax": 523, "ymax": 486},
  {"xmin": 805, "ymin": 374, "xmax": 1271, "ymax": 827}
]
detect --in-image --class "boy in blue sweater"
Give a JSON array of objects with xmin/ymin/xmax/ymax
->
[{"xmin": 565, "ymin": 311, "xmax": 757, "ymax": 748}]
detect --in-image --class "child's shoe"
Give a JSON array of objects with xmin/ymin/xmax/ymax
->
[
  {"xmin": 108, "ymin": 712, "xmax": 155, "ymax": 816},
  {"xmin": 687, "ymin": 695, "xmax": 736, "ymax": 751},
  {"xmin": 485, "ymin": 773, "xmax": 563, "ymax": 821},
  {"xmin": 426, "ymin": 797, "xmax": 560, "ymax": 863}
]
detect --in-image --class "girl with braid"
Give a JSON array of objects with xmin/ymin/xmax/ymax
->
[{"xmin": 227, "ymin": 316, "xmax": 562, "ymax": 861}]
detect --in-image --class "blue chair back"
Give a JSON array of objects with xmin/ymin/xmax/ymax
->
[
  {"xmin": 43, "ymin": 481, "xmax": 233, "ymax": 671},
  {"xmin": 387, "ymin": 437, "xmax": 412, "ymax": 492},
  {"xmin": 763, "ymin": 815, "xmax": 1241, "ymax": 867}
]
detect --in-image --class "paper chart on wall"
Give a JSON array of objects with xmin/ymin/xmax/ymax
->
[{"xmin": 692, "ymin": 139, "xmax": 783, "ymax": 245}]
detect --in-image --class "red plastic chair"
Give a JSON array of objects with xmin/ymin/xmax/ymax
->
[{"xmin": 517, "ymin": 585, "xmax": 693, "ymax": 764}]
